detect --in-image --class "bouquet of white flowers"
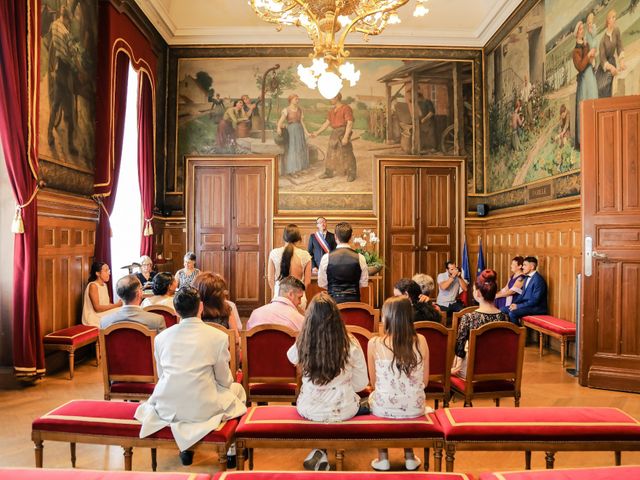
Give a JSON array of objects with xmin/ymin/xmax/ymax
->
[{"xmin": 353, "ymin": 229, "xmax": 384, "ymax": 269}]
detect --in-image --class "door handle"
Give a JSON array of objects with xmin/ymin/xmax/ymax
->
[
  {"xmin": 592, "ymin": 251, "xmax": 608, "ymax": 260},
  {"xmin": 422, "ymin": 245, "xmax": 429, "ymax": 251},
  {"xmin": 221, "ymin": 245, "xmax": 227, "ymax": 251}
]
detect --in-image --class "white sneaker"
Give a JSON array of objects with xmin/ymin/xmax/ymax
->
[
  {"xmin": 371, "ymin": 458, "xmax": 391, "ymax": 471},
  {"xmin": 405, "ymin": 456, "xmax": 422, "ymax": 471}
]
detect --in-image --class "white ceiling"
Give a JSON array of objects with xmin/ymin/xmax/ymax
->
[{"xmin": 134, "ymin": 0, "xmax": 524, "ymax": 47}]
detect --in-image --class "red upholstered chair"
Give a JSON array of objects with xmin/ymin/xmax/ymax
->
[
  {"xmin": 451, "ymin": 321, "xmax": 525, "ymax": 407},
  {"xmin": 338, "ymin": 302, "xmax": 380, "ymax": 332},
  {"xmin": 414, "ymin": 321, "xmax": 455, "ymax": 409},
  {"xmin": 206, "ymin": 322, "xmax": 239, "ymax": 377},
  {"xmin": 241, "ymin": 324, "xmax": 298, "ymax": 405},
  {"xmin": 346, "ymin": 325, "xmax": 378, "ymax": 398},
  {"xmin": 99, "ymin": 322, "xmax": 158, "ymax": 401},
  {"xmin": 143, "ymin": 305, "xmax": 178, "ymax": 328}
]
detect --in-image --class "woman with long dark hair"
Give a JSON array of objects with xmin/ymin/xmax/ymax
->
[
  {"xmin": 287, "ymin": 293, "xmax": 368, "ymax": 470},
  {"xmin": 368, "ymin": 296, "xmax": 429, "ymax": 471},
  {"xmin": 81, "ymin": 261, "xmax": 122, "ymax": 326},
  {"xmin": 268, "ymin": 224, "xmax": 311, "ymax": 309}
]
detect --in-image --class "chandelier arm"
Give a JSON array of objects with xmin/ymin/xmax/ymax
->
[{"xmin": 337, "ymin": 0, "xmax": 410, "ymax": 45}]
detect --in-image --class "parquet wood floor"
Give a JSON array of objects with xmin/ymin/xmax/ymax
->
[{"xmin": 1, "ymin": 346, "xmax": 638, "ymax": 476}]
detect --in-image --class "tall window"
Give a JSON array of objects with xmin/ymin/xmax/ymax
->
[
  {"xmin": 110, "ymin": 65, "xmax": 142, "ymax": 295},
  {"xmin": 0, "ymin": 142, "xmax": 14, "ymax": 364}
]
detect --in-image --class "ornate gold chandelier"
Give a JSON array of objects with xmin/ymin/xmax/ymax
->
[{"xmin": 248, "ymin": 0, "xmax": 430, "ymax": 98}]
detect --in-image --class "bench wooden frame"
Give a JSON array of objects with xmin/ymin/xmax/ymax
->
[
  {"xmin": 522, "ymin": 317, "xmax": 575, "ymax": 367},
  {"xmin": 236, "ymin": 437, "xmax": 444, "ymax": 472},
  {"xmin": 43, "ymin": 329, "xmax": 100, "ymax": 380},
  {"xmin": 31, "ymin": 428, "xmax": 233, "ymax": 472}
]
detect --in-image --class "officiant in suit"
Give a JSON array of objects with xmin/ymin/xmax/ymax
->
[
  {"xmin": 308, "ymin": 217, "xmax": 336, "ymax": 273},
  {"xmin": 501, "ymin": 256, "xmax": 548, "ymax": 325}
]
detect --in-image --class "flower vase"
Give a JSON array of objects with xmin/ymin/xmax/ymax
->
[{"xmin": 367, "ymin": 264, "xmax": 382, "ymax": 276}]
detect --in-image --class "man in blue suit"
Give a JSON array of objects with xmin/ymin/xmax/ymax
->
[
  {"xmin": 307, "ymin": 216, "xmax": 336, "ymax": 273},
  {"xmin": 502, "ymin": 256, "xmax": 547, "ymax": 325}
]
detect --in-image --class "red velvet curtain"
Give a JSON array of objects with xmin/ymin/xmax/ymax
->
[
  {"xmin": 0, "ymin": 0, "xmax": 45, "ymax": 377},
  {"xmin": 138, "ymin": 73, "xmax": 154, "ymax": 257},
  {"xmin": 93, "ymin": 52, "xmax": 129, "ymax": 267}
]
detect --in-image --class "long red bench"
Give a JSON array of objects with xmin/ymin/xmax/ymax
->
[
  {"xmin": 436, "ymin": 407, "xmax": 640, "ymax": 472},
  {"xmin": 234, "ymin": 405, "xmax": 444, "ymax": 472},
  {"xmin": 31, "ymin": 400, "xmax": 237, "ymax": 472},
  {"xmin": 213, "ymin": 473, "xmax": 472, "ymax": 480},
  {"xmin": 43, "ymin": 325, "xmax": 100, "ymax": 379},
  {"xmin": 0, "ymin": 469, "xmax": 210, "ymax": 479},
  {"xmin": 521, "ymin": 315, "xmax": 576, "ymax": 367},
  {"xmin": 479, "ymin": 465, "xmax": 640, "ymax": 479}
]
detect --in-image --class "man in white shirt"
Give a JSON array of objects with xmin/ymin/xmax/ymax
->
[
  {"xmin": 318, "ymin": 222, "xmax": 368, "ymax": 304},
  {"xmin": 436, "ymin": 261, "xmax": 468, "ymax": 316},
  {"xmin": 135, "ymin": 287, "xmax": 246, "ymax": 465},
  {"xmin": 247, "ymin": 276, "xmax": 305, "ymax": 331},
  {"xmin": 100, "ymin": 275, "xmax": 165, "ymax": 331}
]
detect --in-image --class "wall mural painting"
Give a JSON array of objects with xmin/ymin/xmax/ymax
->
[
  {"xmin": 38, "ymin": 0, "xmax": 97, "ymax": 194},
  {"xmin": 486, "ymin": 0, "xmax": 640, "ymax": 195},
  {"xmin": 177, "ymin": 58, "xmax": 474, "ymax": 213}
]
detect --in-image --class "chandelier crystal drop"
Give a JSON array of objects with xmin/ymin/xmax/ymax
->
[{"xmin": 249, "ymin": 0, "xmax": 430, "ymax": 98}]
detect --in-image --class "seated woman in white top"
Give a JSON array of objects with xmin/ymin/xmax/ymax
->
[
  {"xmin": 268, "ymin": 224, "xmax": 311, "ymax": 310},
  {"xmin": 368, "ymin": 296, "xmax": 430, "ymax": 471},
  {"xmin": 287, "ymin": 292, "xmax": 369, "ymax": 471},
  {"xmin": 81, "ymin": 262, "xmax": 122, "ymax": 326},
  {"xmin": 141, "ymin": 272, "xmax": 177, "ymax": 310}
]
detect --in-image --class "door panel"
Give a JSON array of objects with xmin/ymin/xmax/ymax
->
[{"xmin": 581, "ymin": 95, "xmax": 640, "ymax": 392}]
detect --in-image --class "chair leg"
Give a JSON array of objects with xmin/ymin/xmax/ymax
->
[
  {"xmin": 68, "ymin": 351, "xmax": 75, "ymax": 380},
  {"xmin": 123, "ymin": 447, "xmax": 133, "ymax": 471},
  {"xmin": 539, "ymin": 332, "xmax": 544, "ymax": 357},
  {"xmin": 218, "ymin": 445, "xmax": 227, "ymax": 471},
  {"xmin": 494, "ymin": 398, "xmax": 500, "ymax": 407},
  {"xmin": 34, "ymin": 440, "xmax": 43, "ymax": 468},
  {"xmin": 95, "ymin": 340, "xmax": 100, "ymax": 367},
  {"xmin": 249, "ymin": 448, "xmax": 254, "ymax": 470},
  {"xmin": 336, "ymin": 449, "xmax": 345, "ymax": 471},
  {"xmin": 423, "ymin": 447, "xmax": 430, "ymax": 471},
  {"xmin": 560, "ymin": 337, "xmax": 566, "ymax": 367},
  {"xmin": 70, "ymin": 442, "xmax": 76, "ymax": 468},
  {"xmin": 434, "ymin": 399, "xmax": 439, "ymax": 410},
  {"xmin": 545, "ymin": 451, "xmax": 555, "ymax": 469},
  {"xmin": 615, "ymin": 451, "xmax": 621, "ymax": 466},
  {"xmin": 525, "ymin": 450, "xmax": 531, "ymax": 469},
  {"xmin": 515, "ymin": 393, "xmax": 521, "ymax": 407},
  {"xmin": 434, "ymin": 444, "xmax": 443, "ymax": 472},
  {"xmin": 445, "ymin": 444, "xmax": 455, "ymax": 472},
  {"xmin": 151, "ymin": 448, "xmax": 157, "ymax": 471}
]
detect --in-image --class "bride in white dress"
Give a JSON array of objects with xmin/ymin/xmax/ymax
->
[{"xmin": 268, "ymin": 224, "xmax": 312, "ymax": 310}]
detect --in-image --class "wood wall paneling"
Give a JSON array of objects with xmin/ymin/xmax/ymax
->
[
  {"xmin": 465, "ymin": 199, "xmax": 581, "ymax": 327},
  {"xmin": 37, "ymin": 191, "xmax": 98, "ymax": 337}
]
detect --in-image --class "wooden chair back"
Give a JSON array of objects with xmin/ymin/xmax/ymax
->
[
  {"xmin": 99, "ymin": 322, "xmax": 157, "ymax": 401},
  {"xmin": 205, "ymin": 322, "xmax": 238, "ymax": 374},
  {"xmin": 452, "ymin": 305, "xmax": 478, "ymax": 331},
  {"xmin": 143, "ymin": 305, "xmax": 178, "ymax": 328},
  {"xmin": 338, "ymin": 302, "xmax": 380, "ymax": 332},
  {"xmin": 414, "ymin": 321, "xmax": 455, "ymax": 407}
]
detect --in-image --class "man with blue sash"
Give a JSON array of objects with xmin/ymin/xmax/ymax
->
[{"xmin": 308, "ymin": 216, "xmax": 336, "ymax": 274}]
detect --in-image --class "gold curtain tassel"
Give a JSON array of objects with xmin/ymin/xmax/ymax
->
[{"xmin": 11, "ymin": 207, "xmax": 24, "ymax": 234}]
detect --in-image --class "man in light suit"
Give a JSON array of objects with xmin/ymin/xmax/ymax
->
[
  {"xmin": 100, "ymin": 275, "xmax": 165, "ymax": 331},
  {"xmin": 308, "ymin": 216, "xmax": 337, "ymax": 273},
  {"xmin": 135, "ymin": 286, "xmax": 246, "ymax": 466},
  {"xmin": 501, "ymin": 256, "xmax": 548, "ymax": 325}
]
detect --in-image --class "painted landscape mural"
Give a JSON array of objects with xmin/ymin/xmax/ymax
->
[
  {"xmin": 486, "ymin": 0, "xmax": 640, "ymax": 195},
  {"xmin": 176, "ymin": 57, "xmax": 475, "ymax": 212}
]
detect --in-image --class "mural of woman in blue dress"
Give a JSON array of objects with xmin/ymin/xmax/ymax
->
[
  {"xmin": 276, "ymin": 94, "xmax": 310, "ymax": 176},
  {"xmin": 573, "ymin": 20, "xmax": 599, "ymax": 150}
]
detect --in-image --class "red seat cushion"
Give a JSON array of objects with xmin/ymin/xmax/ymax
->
[
  {"xmin": 479, "ymin": 465, "xmax": 640, "ymax": 480},
  {"xmin": 425, "ymin": 381, "xmax": 445, "ymax": 394},
  {"xmin": 450, "ymin": 376, "xmax": 515, "ymax": 393},
  {"xmin": 32, "ymin": 400, "xmax": 236, "ymax": 443},
  {"xmin": 0, "ymin": 468, "xmax": 211, "ymax": 479},
  {"xmin": 43, "ymin": 326, "xmax": 99, "ymax": 346},
  {"xmin": 236, "ymin": 405, "xmax": 443, "ymax": 439},
  {"xmin": 436, "ymin": 407, "xmax": 640, "ymax": 441},
  {"xmin": 213, "ymin": 472, "xmax": 473, "ymax": 480},
  {"xmin": 522, "ymin": 315, "xmax": 576, "ymax": 335},
  {"xmin": 110, "ymin": 382, "xmax": 156, "ymax": 394},
  {"xmin": 249, "ymin": 383, "xmax": 296, "ymax": 396}
]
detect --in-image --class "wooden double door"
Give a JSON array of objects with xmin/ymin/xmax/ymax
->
[
  {"xmin": 186, "ymin": 158, "xmax": 273, "ymax": 316},
  {"xmin": 581, "ymin": 95, "xmax": 640, "ymax": 392},
  {"xmin": 380, "ymin": 159, "xmax": 464, "ymax": 297}
]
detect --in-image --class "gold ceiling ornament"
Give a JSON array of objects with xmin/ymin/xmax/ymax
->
[{"xmin": 248, "ymin": 0, "xmax": 430, "ymax": 98}]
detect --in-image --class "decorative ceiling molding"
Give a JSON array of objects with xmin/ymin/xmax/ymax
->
[{"xmin": 134, "ymin": 0, "xmax": 523, "ymax": 48}]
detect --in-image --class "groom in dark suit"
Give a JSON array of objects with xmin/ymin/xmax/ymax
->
[
  {"xmin": 308, "ymin": 216, "xmax": 336, "ymax": 273},
  {"xmin": 502, "ymin": 256, "xmax": 548, "ymax": 325}
]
